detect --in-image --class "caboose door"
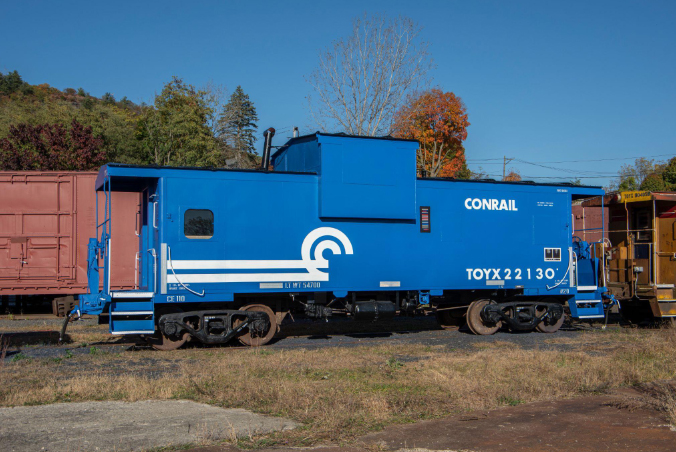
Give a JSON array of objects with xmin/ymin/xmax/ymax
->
[
  {"xmin": 162, "ymin": 177, "xmax": 218, "ymax": 298},
  {"xmin": 657, "ymin": 201, "xmax": 676, "ymax": 286}
]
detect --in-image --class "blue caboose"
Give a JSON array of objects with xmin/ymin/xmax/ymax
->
[{"xmin": 66, "ymin": 132, "xmax": 608, "ymax": 349}]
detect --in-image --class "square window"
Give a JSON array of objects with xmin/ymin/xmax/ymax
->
[{"xmin": 184, "ymin": 209, "xmax": 213, "ymax": 239}]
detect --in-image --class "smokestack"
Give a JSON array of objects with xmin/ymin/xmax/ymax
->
[
  {"xmin": 293, "ymin": 127, "xmax": 299, "ymax": 138},
  {"xmin": 260, "ymin": 127, "xmax": 275, "ymax": 171}
]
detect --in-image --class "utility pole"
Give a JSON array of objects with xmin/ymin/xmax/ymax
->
[{"xmin": 503, "ymin": 156, "xmax": 514, "ymax": 180}]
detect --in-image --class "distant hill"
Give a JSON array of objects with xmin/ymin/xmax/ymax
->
[
  {"xmin": 0, "ymin": 71, "xmax": 146, "ymax": 164},
  {"xmin": 0, "ymin": 71, "xmax": 262, "ymax": 170}
]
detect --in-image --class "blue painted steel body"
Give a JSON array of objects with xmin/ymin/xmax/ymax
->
[{"xmin": 77, "ymin": 133, "xmax": 607, "ymax": 334}]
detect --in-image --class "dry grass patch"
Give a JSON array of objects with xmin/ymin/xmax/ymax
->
[{"xmin": 3, "ymin": 328, "xmax": 676, "ymax": 447}]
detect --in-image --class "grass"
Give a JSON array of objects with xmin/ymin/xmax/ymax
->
[{"xmin": 2, "ymin": 328, "xmax": 676, "ymax": 448}]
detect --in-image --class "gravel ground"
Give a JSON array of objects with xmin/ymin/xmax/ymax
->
[{"xmin": 1, "ymin": 313, "xmax": 618, "ymax": 362}]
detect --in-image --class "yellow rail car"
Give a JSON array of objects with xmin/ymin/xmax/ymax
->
[{"xmin": 578, "ymin": 191, "xmax": 676, "ymax": 322}]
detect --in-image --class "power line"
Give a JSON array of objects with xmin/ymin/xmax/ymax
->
[
  {"xmin": 468, "ymin": 152, "xmax": 674, "ymax": 164},
  {"xmin": 482, "ymin": 173, "xmax": 610, "ymax": 180},
  {"xmin": 513, "ymin": 159, "xmax": 618, "ymax": 176}
]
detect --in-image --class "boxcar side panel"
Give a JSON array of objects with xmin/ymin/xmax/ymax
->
[{"xmin": 0, "ymin": 172, "xmax": 139, "ymax": 295}]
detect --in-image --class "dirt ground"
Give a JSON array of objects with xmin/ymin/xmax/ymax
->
[{"xmin": 187, "ymin": 389, "xmax": 676, "ymax": 452}]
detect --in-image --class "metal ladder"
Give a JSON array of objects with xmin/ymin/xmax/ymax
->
[{"xmin": 108, "ymin": 291, "xmax": 155, "ymax": 335}]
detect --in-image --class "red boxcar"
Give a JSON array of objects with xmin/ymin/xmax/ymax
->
[{"xmin": 0, "ymin": 172, "xmax": 139, "ymax": 315}]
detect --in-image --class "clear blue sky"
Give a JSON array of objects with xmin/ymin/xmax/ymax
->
[{"xmin": 1, "ymin": 0, "xmax": 674, "ymax": 186}]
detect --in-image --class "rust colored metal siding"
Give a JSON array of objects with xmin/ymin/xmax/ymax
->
[
  {"xmin": 572, "ymin": 204, "xmax": 608, "ymax": 242},
  {"xmin": 0, "ymin": 172, "xmax": 139, "ymax": 295}
]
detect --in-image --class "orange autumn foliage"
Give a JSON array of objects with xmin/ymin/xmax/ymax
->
[
  {"xmin": 439, "ymin": 153, "xmax": 468, "ymax": 178},
  {"xmin": 504, "ymin": 170, "xmax": 522, "ymax": 182},
  {"xmin": 392, "ymin": 89, "xmax": 470, "ymax": 178}
]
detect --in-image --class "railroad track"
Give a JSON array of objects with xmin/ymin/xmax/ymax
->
[{"xmin": 3, "ymin": 318, "xmax": 634, "ymax": 361}]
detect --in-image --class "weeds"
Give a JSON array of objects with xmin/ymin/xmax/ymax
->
[
  {"xmin": 386, "ymin": 357, "xmax": 404, "ymax": 370},
  {"xmin": 498, "ymin": 396, "xmax": 524, "ymax": 406},
  {"xmin": 10, "ymin": 352, "xmax": 29, "ymax": 363},
  {"xmin": 614, "ymin": 380, "xmax": 676, "ymax": 427},
  {"xmin": 0, "ymin": 334, "xmax": 7, "ymax": 365}
]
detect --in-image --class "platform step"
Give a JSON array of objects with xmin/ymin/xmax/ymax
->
[
  {"xmin": 110, "ymin": 317, "xmax": 155, "ymax": 335},
  {"xmin": 109, "ymin": 297, "xmax": 155, "ymax": 335},
  {"xmin": 110, "ymin": 300, "xmax": 154, "ymax": 313},
  {"xmin": 576, "ymin": 286, "xmax": 598, "ymax": 292},
  {"xmin": 569, "ymin": 296, "xmax": 605, "ymax": 319},
  {"xmin": 111, "ymin": 291, "xmax": 154, "ymax": 299}
]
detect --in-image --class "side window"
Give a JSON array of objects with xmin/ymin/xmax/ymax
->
[{"xmin": 184, "ymin": 209, "xmax": 214, "ymax": 239}]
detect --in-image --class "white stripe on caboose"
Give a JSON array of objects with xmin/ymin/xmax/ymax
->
[
  {"xmin": 168, "ymin": 259, "xmax": 325, "ymax": 270},
  {"xmin": 166, "ymin": 272, "xmax": 328, "ymax": 284}
]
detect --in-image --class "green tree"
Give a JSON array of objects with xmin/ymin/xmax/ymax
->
[
  {"xmin": 640, "ymin": 173, "xmax": 668, "ymax": 192},
  {"xmin": 618, "ymin": 176, "xmax": 638, "ymax": 191},
  {"xmin": 662, "ymin": 157, "xmax": 676, "ymax": 189},
  {"xmin": 216, "ymin": 86, "xmax": 258, "ymax": 164},
  {"xmin": 0, "ymin": 71, "xmax": 26, "ymax": 95},
  {"xmin": 137, "ymin": 77, "xmax": 219, "ymax": 167},
  {"xmin": 102, "ymin": 92, "xmax": 116, "ymax": 104}
]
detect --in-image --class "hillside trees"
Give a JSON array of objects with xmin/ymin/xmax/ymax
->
[
  {"xmin": 0, "ymin": 71, "xmax": 235, "ymax": 170},
  {"xmin": 0, "ymin": 77, "xmax": 144, "ymax": 165},
  {"xmin": 0, "ymin": 119, "xmax": 106, "ymax": 170},
  {"xmin": 392, "ymin": 89, "xmax": 470, "ymax": 178},
  {"xmin": 216, "ymin": 86, "xmax": 259, "ymax": 168},
  {"xmin": 306, "ymin": 14, "xmax": 432, "ymax": 136}
]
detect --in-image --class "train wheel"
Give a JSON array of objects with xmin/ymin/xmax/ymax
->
[
  {"xmin": 148, "ymin": 332, "xmax": 189, "ymax": 351},
  {"xmin": 466, "ymin": 299, "xmax": 501, "ymax": 335},
  {"xmin": 436, "ymin": 309, "xmax": 465, "ymax": 330},
  {"xmin": 535, "ymin": 304, "xmax": 565, "ymax": 333},
  {"xmin": 235, "ymin": 304, "xmax": 277, "ymax": 346}
]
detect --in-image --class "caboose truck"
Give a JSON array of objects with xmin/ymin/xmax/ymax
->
[{"xmin": 62, "ymin": 132, "xmax": 609, "ymax": 350}]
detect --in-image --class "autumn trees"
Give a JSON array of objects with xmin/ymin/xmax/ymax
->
[
  {"xmin": 0, "ymin": 120, "xmax": 107, "ymax": 170},
  {"xmin": 392, "ymin": 89, "xmax": 470, "ymax": 178}
]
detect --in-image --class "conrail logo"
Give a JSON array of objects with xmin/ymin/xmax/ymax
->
[{"xmin": 465, "ymin": 198, "xmax": 518, "ymax": 211}]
